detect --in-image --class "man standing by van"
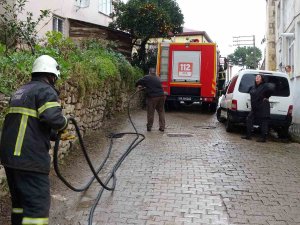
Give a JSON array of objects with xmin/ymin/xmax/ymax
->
[
  {"xmin": 136, "ymin": 67, "xmax": 166, "ymax": 132},
  {"xmin": 241, "ymin": 74, "xmax": 274, "ymax": 142}
]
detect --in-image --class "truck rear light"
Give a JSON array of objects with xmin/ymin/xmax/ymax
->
[
  {"xmin": 287, "ymin": 105, "xmax": 293, "ymax": 116},
  {"xmin": 231, "ymin": 99, "xmax": 237, "ymax": 111},
  {"xmin": 203, "ymin": 97, "xmax": 213, "ymax": 102}
]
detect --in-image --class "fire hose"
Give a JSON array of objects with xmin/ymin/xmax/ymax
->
[{"xmin": 53, "ymin": 88, "xmax": 145, "ymax": 224}]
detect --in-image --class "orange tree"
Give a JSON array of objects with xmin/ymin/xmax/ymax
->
[{"xmin": 109, "ymin": 0, "xmax": 184, "ymax": 72}]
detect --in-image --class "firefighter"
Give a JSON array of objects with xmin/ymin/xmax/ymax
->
[
  {"xmin": 0, "ymin": 55, "xmax": 68, "ymax": 225},
  {"xmin": 136, "ymin": 67, "xmax": 166, "ymax": 132}
]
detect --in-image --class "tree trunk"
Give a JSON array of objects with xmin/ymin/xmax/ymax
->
[{"xmin": 137, "ymin": 38, "xmax": 149, "ymax": 72}]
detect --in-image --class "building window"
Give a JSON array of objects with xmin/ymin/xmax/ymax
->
[
  {"xmin": 75, "ymin": 0, "xmax": 90, "ymax": 8},
  {"xmin": 99, "ymin": 0, "xmax": 112, "ymax": 15},
  {"xmin": 53, "ymin": 17, "xmax": 64, "ymax": 33}
]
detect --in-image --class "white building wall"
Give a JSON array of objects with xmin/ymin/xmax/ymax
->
[
  {"xmin": 274, "ymin": 0, "xmax": 300, "ymax": 139},
  {"xmin": 17, "ymin": 0, "xmax": 112, "ymax": 38},
  {"xmin": 291, "ymin": 2, "xmax": 300, "ymax": 124}
]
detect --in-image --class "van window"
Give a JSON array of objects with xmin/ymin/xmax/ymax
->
[
  {"xmin": 227, "ymin": 76, "xmax": 238, "ymax": 94},
  {"xmin": 238, "ymin": 73, "xmax": 290, "ymax": 97},
  {"xmin": 267, "ymin": 76, "xmax": 290, "ymax": 97},
  {"xmin": 238, "ymin": 74, "xmax": 256, "ymax": 93}
]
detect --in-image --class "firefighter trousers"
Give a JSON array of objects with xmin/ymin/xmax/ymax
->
[{"xmin": 4, "ymin": 167, "xmax": 50, "ymax": 225}]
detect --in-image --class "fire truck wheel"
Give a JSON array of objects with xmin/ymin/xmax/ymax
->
[
  {"xmin": 209, "ymin": 103, "xmax": 217, "ymax": 113},
  {"xmin": 165, "ymin": 101, "xmax": 180, "ymax": 111},
  {"xmin": 201, "ymin": 102, "xmax": 209, "ymax": 111}
]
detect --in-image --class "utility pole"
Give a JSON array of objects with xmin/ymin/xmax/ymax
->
[{"xmin": 233, "ymin": 35, "xmax": 257, "ymax": 68}]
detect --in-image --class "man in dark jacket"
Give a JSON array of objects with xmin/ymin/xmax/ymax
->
[
  {"xmin": 241, "ymin": 74, "xmax": 274, "ymax": 142},
  {"xmin": 136, "ymin": 67, "xmax": 166, "ymax": 132},
  {"xmin": 0, "ymin": 55, "xmax": 68, "ymax": 225}
]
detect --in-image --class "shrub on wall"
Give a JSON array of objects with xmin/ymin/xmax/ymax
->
[
  {"xmin": 0, "ymin": 32, "xmax": 143, "ymax": 96},
  {"xmin": 0, "ymin": 49, "xmax": 35, "ymax": 94}
]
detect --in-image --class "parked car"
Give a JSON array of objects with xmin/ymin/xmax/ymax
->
[{"xmin": 216, "ymin": 69, "xmax": 293, "ymax": 138}]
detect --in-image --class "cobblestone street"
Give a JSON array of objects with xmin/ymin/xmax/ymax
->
[
  {"xmin": 2, "ymin": 106, "xmax": 300, "ymax": 225},
  {"xmin": 47, "ymin": 106, "xmax": 300, "ymax": 225},
  {"xmin": 0, "ymin": 0, "xmax": 300, "ymax": 225}
]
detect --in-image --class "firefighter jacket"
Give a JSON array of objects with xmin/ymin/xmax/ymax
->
[{"xmin": 0, "ymin": 78, "xmax": 68, "ymax": 174}]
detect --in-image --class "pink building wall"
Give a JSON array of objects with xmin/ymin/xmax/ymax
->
[{"xmin": 18, "ymin": 0, "xmax": 112, "ymax": 38}]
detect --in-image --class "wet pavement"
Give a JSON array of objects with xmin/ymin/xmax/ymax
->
[{"xmin": 2, "ymin": 106, "xmax": 300, "ymax": 225}]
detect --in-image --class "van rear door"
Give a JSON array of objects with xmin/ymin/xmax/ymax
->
[
  {"xmin": 266, "ymin": 75, "xmax": 291, "ymax": 116},
  {"xmin": 238, "ymin": 73, "xmax": 292, "ymax": 116}
]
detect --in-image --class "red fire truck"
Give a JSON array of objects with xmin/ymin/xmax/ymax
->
[{"xmin": 156, "ymin": 41, "xmax": 225, "ymax": 112}]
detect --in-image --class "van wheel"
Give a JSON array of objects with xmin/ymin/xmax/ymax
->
[
  {"xmin": 277, "ymin": 126, "xmax": 290, "ymax": 139},
  {"xmin": 225, "ymin": 114, "xmax": 233, "ymax": 132},
  {"xmin": 216, "ymin": 108, "xmax": 225, "ymax": 123}
]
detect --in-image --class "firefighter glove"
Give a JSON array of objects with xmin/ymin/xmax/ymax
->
[{"xmin": 60, "ymin": 130, "xmax": 76, "ymax": 141}]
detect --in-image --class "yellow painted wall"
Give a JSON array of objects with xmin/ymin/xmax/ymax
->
[{"xmin": 148, "ymin": 34, "xmax": 210, "ymax": 46}]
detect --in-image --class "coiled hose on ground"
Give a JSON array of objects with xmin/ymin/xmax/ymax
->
[{"xmin": 53, "ymin": 88, "xmax": 145, "ymax": 224}]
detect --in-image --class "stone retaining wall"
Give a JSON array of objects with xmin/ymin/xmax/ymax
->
[{"xmin": 0, "ymin": 78, "xmax": 142, "ymax": 195}]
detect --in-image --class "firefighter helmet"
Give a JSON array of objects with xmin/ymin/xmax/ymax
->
[{"xmin": 32, "ymin": 55, "xmax": 60, "ymax": 78}]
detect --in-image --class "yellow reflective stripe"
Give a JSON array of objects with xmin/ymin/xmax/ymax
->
[
  {"xmin": 8, "ymin": 107, "xmax": 38, "ymax": 118},
  {"xmin": 14, "ymin": 115, "xmax": 28, "ymax": 156},
  {"xmin": 22, "ymin": 217, "xmax": 49, "ymax": 225},
  {"xmin": 58, "ymin": 116, "xmax": 68, "ymax": 131},
  {"xmin": 12, "ymin": 208, "xmax": 23, "ymax": 214},
  {"xmin": 38, "ymin": 102, "xmax": 60, "ymax": 115}
]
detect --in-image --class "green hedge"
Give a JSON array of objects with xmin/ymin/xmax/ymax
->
[{"xmin": 0, "ymin": 31, "xmax": 143, "ymax": 96}]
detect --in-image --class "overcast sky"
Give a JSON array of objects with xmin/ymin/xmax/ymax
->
[
  {"xmin": 121, "ymin": 0, "xmax": 266, "ymax": 57},
  {"xmin": 176, "ymin": 0, "xmax": 267, "ymax": 57}
]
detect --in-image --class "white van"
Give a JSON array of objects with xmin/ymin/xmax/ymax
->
[{"xmin": 216, "ymin": 69, "xmax": 293, "ymax": 138}]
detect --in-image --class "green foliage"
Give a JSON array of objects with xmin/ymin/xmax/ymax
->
[
  {"xmin": 0, "ymin": 51, "xmax": 35, "ymax": 94},
  {"xmin": 227, "ymin": 46, "xmax": 262, "ymax": 69},
  {"xmin": 44, "ymin": 31, "xmax": 77, "ymax": 58},
  {"xmin": 132, "ymin": 48, "xmax": 157, "ymax": 72},
  {"xmin": 0, "ymin": 34, "xmax": 143, "ymax": 96},
  {"xmin": 110, "ymin": 0, "xmax": 183, "ymax": 39},
  {"xmin": 107, "ymin": 48, "xmax": 144, "ymax": 88},
  {"xmin": 0, "ymin": 115, "xmax": 4, "ymax": 128},
  {"xmin": 80, "ymin": 38, "xmax": 118, "ymax": 52},
  {"xmin": 35, "ymin": 31, "xmax": 81, "ymax": 80},
  {"xmin": 0, "ymin": 0, "xmax": 51, "ymax": 54},
  {"xmin": 91, "ymin": 56, "xmax": 120, "ymax": 80},
  {"xmin": 68, "ymin": 61, "xmax": 100, "ymax": 98},
  {"xmin": 110, "ymin": 0, "xmax": 184, "ymax": 72},
  {"xmin": 0, "ymin": 44, "xmax": 5, "ymax": 54}
]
